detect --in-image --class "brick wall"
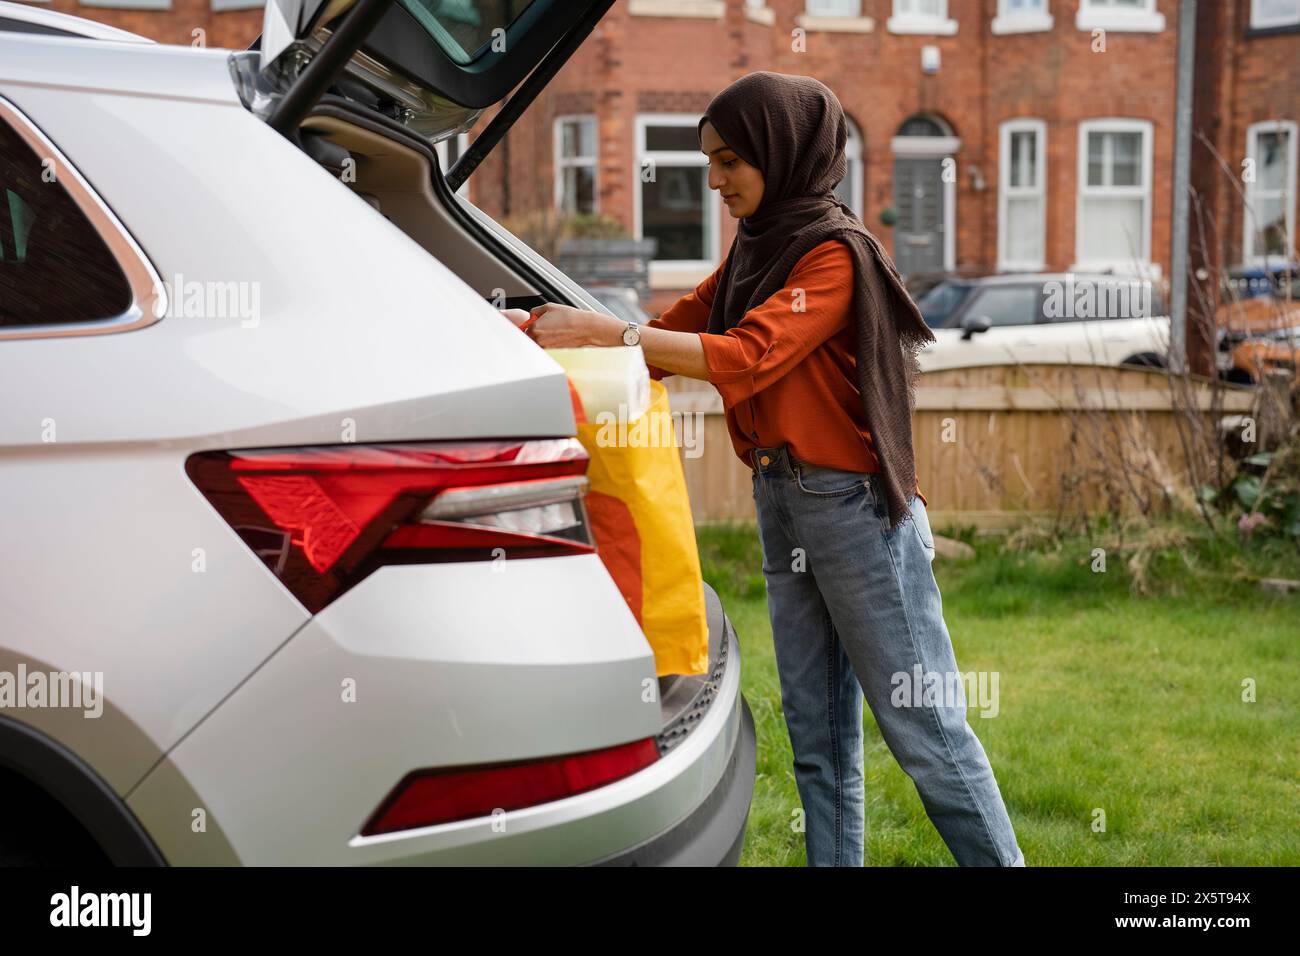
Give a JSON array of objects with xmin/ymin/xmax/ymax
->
[
  {"xmin": 490, "ymin": 0, "xmax": 1199, "ymax": 307},
  {"xmin": 33, "ymin": 0, "xmax": 260, "ymax": 49}
]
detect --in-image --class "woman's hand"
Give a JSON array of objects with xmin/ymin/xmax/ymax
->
[
  {"xmin": 524, "ymin": 303, "xmax": 627, "ymax": 348},
  {"xmin": 498, "ymin": 308, "xmax": 533, "ymax": 327}
]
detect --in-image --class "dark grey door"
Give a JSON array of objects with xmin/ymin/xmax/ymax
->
[{"xmin": 893, "ymin": 157, "xmax": 945, "ymax": 277}]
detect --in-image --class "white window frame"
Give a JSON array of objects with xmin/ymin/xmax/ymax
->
[
  {"xmin": 796, "ymin": 1, "xmax": 874, "ymax": 32},
  {"xmin": 1076, "ymin": 0, "xmax": 1165, "ymax": 33},
  {"xmin": 1250, "ymin": 0, "xmax": 1300, "ymax": 29},
  {"xmin": 837, "ymin": 116, "xmax": 865, "ymax": 218},
  {"xmin": 628, "ymin": 0, "xmax": 725, "ymax": 18},
  {"xmin": 998, "ymin": 118, "xmax": 1047, "ymax": 272},
  {"xmin": 1243, "ymin": 120, "xmax": 1298, "ymax": 266},
  {"xmin": 80, "ymin": 0, "xmax": 171, "ymax": 8},
  {"xmin": 888, "ymin": 0, "xmax": 958, "ymax": 34},
  {"xmin": 635, "ymin": 113, "xmax": 719, "ymax": 288},
  {"xmin": 1073, "ymin": 118, "xmax": 1154, "ymax": 274},
  {"xmin": 806, "ymin": 0, "xmax": 860, "ymax": 15},
  {"xmin": 992, "ymin": 0, "xmax": 1053, "ymax": 34},
  {"xmin": 746, "ymin": 0, "xmax": 776, "ymax": 25},
  {"xmin": 553, "ymin": 114, "xmax": 598, "ymax": 216},
  {"xmin": 434, "ymin": 132, "xmax": 471, "ymax": 200}
]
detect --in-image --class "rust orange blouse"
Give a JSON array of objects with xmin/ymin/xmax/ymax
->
[{"xmin": 645, "ymin": 239, "xmax": 927, "ymax": 507}]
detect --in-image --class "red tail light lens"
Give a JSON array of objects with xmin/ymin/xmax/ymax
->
[
  {"xmin": 360, "ymin": 738, "xmax": 661, "ymax": 836},
  {"xmin": 185, "ymin": 438, "xmax": 593, "ymax": 612}
]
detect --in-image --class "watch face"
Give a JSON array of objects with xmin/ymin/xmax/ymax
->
[{"xmin": 623, "ymin": 325, "xmax": 639, "ymax": 345}]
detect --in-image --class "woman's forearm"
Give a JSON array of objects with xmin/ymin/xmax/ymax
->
[
  {"xmin": 505, "ymin": 303, "xmax": 713, "ymax": 383},
  {"xmin": 639, "ymin": 325, "xmax": 711, "ymax": 382}
]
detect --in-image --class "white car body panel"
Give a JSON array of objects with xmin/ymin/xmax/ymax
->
[
  {"xmin": 129, "ymin": 556, "xmax": 687, "ymax": 865},
  {"xmin": 921, "ymin": 316, "xmax": 1171, "ymax": 372},
  {"xmin": 0, "ymin": 40, "xmax": 586, "ymax": 788},
  {"xmin": 0, "ymin": 14, "xmax": 753, "ymax": 867}
]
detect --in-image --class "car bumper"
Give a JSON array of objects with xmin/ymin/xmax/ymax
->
[
  {"xmin": 591, "ymin": 692, "xmax": 755, "ymax": 866},
  {"xmin": 128, "ymin": 559, "xmax": 755, "ymax": 865}
]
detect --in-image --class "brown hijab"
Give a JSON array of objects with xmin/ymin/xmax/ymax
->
[{"xmin": 698, "ymin": 71, "xmax": 936, "ymax": 531}]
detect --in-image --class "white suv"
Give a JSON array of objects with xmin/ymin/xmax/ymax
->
[
  {"xmin": 917, "ymin": 272, "xmax": 1172, "ymax": 372},
  {"xmin": 0, "ymin": 0, "xmax": 755, "ymax": 866}
]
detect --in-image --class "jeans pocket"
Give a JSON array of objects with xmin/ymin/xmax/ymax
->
[
  {"xmin": 910, "ymin": 496, "xmax": 936, "ymax": 556},
  {"xmin": 793, "ymin": 460, "xmax": 873, "ymax": 498},
  {"xmin": 879, "ymin": 492, "xmax": 934, "ymax": 553}
]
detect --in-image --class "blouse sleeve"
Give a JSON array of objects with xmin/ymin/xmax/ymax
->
[
  {"xmin": 642, "ymin": 260, "xmax": 725, "ymax": 381},
  {"xmin": 696, "ymin": 240, "xmax": 853, "ymax": 407}
]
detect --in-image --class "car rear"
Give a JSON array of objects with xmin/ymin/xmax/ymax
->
[{"xmin": 0, "ymin": 17, "xmax": 754, "ymax": 866}]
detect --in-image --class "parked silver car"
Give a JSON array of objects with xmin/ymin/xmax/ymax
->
[{"xmin": 0, "ymin": 0, "xmax": 755, "ymax": 866}]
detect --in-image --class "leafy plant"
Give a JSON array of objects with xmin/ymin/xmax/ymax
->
[{"xmin": 1217, "ymin": 442, "xmax": 1300, "ymax": 541}]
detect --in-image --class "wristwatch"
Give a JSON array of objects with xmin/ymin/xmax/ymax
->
[{"xmin": 621, "ymin": 320, "xmax": 641, "ymax": 346}]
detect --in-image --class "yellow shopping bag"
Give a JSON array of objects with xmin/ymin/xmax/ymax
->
[{"xmin": 572, "ymin": 378, "xmax": 709, "ymax": 677}]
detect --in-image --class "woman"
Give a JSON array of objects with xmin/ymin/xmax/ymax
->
[{"xmin": 514, "ymin": 72, "xmax": 1023, "ymax": 867}]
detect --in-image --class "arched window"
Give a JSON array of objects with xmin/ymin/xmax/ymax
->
[
  {"xmin": 896, "ymin": 115, "xmax": 949, "ymax": 138},
  {"xmin": 890, "ymin": 113, "xmax": 959, "ymax": 275}
]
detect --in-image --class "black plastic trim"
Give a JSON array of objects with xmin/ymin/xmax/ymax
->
[
  {"xmin": 269, "ymin": 0, "xmax": 397, "ymax": 136},
  {"xmin": 443, "ymin": 0, "xmax": 615, "ymax": 191},
  {"xmin": 0, "ymin": 716, "xmax": 166, "ymax": 866},
  {"xmin": 0, "ymin": 18, "xmax": 79, "ymax": 37}
]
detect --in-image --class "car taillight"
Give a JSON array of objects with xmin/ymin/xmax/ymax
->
[
  {"xmin": 360, "ymin": 738, "xmax": 661, "ymax": 836},
  {"xmin": 185, "ymin": 438, "xmax": 594, "ymax": 613}
]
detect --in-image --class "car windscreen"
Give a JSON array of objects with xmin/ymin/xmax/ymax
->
[{"xmin": 916, "ymin": 282, "xmax": 972, "ymax": 329}]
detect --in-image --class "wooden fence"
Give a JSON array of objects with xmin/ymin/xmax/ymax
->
[{"xmin": 662, "ymin": 364, "xmax": 1257, "ymax": 529}]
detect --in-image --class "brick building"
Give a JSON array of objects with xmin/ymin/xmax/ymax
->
[
  {"xmin": 31, "ymin": 0, "xmax": 261, "ymax": 49},
  {"xmin": 21, "ymin": 0, "xmax": 1300, "ymax": 315}
]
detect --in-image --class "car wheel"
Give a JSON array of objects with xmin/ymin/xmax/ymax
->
[
  {"xmin": 0, "ymin": 768, "xmax": 110, "ymax": 866},
  {"xmin": 1121, "ymin": 352, "xmax": 1165, "ymax": 369}
]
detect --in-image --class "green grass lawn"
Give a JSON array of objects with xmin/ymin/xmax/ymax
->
[{"xmin": 696, "ymin": 522, "xmax": 1300, "ymax": 866}]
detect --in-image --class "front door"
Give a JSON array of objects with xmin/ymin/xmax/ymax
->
[{"xmin": 893, "ymin": 156, "xmax": 945, "ymax": 277}]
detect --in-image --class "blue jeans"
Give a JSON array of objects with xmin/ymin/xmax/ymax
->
[{"xmin": 749, "ymin": 444, "xmax": 1024, "ymax": 867}]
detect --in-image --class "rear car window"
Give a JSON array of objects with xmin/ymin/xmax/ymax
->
[
  {"xmin": 1, "ymin": 116, "xmax": 132, "ymax": 328},
  {"xmin": 400, "ymin": 0, "xmax": 537, "ymax": 65}
]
